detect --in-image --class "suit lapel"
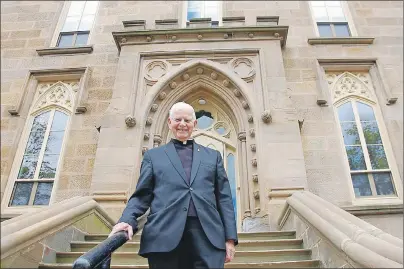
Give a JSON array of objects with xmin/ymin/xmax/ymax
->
[
  {"xmin": 164, "ymin": 142, "xmax": 188, "ymax": 186},
  {"xmin": 190, "ymin": 142, "xmax": 201, "ymax": 186}
]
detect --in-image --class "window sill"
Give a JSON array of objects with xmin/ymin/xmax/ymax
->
[
  {"xmin": 307, "ymin": 37, "xmax": 375, "ymax": 45},
  {"xmin": 341, "ymin": 203, "xmax": 403, "ymax": 216},
  {"xmin": 36, "ymin": 45, "xmax": 93, "ymax": 56}
]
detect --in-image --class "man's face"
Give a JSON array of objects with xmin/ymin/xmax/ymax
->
[{"xmin": 168, "ymin": 107, "xmax": 197, "ymax": 141}]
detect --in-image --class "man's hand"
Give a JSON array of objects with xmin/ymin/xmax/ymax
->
[
  {"xmin": 225, "ymin": 239, "xmax": 235, "ymax": 263},
  {"xmin": 108, "ymin": 222, "xmax": 134, "ymax": 240}
]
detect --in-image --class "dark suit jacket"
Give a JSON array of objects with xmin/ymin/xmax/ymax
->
[{"xmin": 118, "ymin": 141, "xmax": 238, "ymax": 257}]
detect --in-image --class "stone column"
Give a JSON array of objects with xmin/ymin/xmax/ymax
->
[{"xmin": 238, "ymin": 131, "xmax": 251, "ymax": 218}]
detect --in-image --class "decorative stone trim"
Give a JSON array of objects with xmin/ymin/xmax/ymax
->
[
  {"xmin": 169, "ymin": 82, "xmax": 177, "ymax": 89},
  {"xmin": 307, "ymin": 37, "xmax": 374, "ymax": 45},
  {"xmin": 222, "ymin": 16, "xmax": 245, "ymax": 27},
  {"xmin": 252, "ymin": 174, "xmax": 258, "ymax": 182},
  {"xmin": 233, "ymin": 89, "xmax": 241, "ymax": 97},
  {"xmin": 36, "ymin": 46, "xmax": 93, "ymax": 56},
  {"xmin": 146, "ymin": 117, "xmax": 153, "ymax": 126},
  {"xmin": 242, "ymin": 101, "xmax": 249, "ymax": 109},
  {"xmin": 210, "ymin": 72, "xmax": 218, "ymax": 80},
  {"xmin": 257, "ymin": 16, "xmax": 279, "ymax": 26},
  {"xmin": 237, "ymin": 132, "xmax": 246, "ymax": 142},
  {"xmin": 8, "ymin": 67, "xmax": 89, "ymax": 116},
  {"xmin": 123, "ymin": 20, "xmax": 146, "ymax": 29},
  {"xmin": 182, "ymin": 73, "xmax": 190, "ymax": 81},
  {"xmin": 142, "ymin": 147, "xmax": 148, "ymax": 155},
  {"xmin": 251, "ymin": 159, "xmax": 257, "ymax": 167},
  {"xmin": 249, "ymin": 128, "xmax": 255, "ymax": 137},
  {"xmin": 144, "ymin": 133, "xmax": 150, "ymax": 140},
  {"xmin": 153, "ymin": 134, "xmax": 162, "ymax": 147},
  {"xmin": 155, "ymin": 19, "xmax": 179, "ymax": 30},
  {"xmin": 151, "ymin": 104, "xmax": 159, "ymax": 112},
  {"xmin": 253, "ymin": 191, "xmax": 260, "ymax": 199},
  {"xmin": 247, "ymin": 114, "xmax": 254, "ymax": 123},
  {"xmin": 255, "ymin": 207, "xmax": 261, "ymax": 214},
  {"xmin": 112, "ymin": 26, "xmax": 289, "ymax": 51},
  {"xmin": 341, "ymin": 204, "xmax": 403, "ymax": 216},
  {"xmin": 125, "ymin": 115, "xmax": 136, "ymax": 127},
  {"xmin": 250, "ymin": 144, "xmax": 256, "ymax": 152},
  {"xmin": 261, "ymin": 110, "xmax": 272, "ymax": 123},
  {"xmin": 158, "ymin": 92, "xmax": 167, "ymax": 100},
  {"xmin": 145, "ymin": 61, "xmax": 168, "ymax": 84},
  {"xmin": 196, "ymin": 68, "xmax": 204, "ymax": 74},
  {"xmin": 232, "ymin": 57, "xmax": 256, "ymax": 82},
  {"xmin": 222, "ymin": 79, "xmax": 230, "ymax": 87}
]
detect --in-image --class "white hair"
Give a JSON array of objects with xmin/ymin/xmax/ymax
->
[{"xmin": 169, "ymin": 102, "xmax": 196, "ymax": 120}]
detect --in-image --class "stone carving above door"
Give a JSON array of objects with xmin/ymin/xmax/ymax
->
[
  {"xmin": 145, "ymin": 61, "xmax": 169, "ymax": 84},
  {"xmin": 232, "ymin": 57, "xmax": 256, "ymax": 82},
  {"xmin": 33, "ymin": 81, "xmax": 76, "ymax": 112}
]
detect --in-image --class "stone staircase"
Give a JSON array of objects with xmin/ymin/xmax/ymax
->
[{"xmin": 38, "ymin": 231, "xmax": 320, "ymax": 268}]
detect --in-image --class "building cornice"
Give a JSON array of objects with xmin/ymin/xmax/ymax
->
[{"xmin": 112, "ymin": 26, "xmax": 289, "ymax": 52}]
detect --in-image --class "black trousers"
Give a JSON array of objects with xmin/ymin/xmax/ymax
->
[{"xmin": 147, "ymin": 217, "xmax": 226, "ymax": 269}]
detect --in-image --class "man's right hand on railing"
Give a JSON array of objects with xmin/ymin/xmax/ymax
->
[{"xmin": 109, "ymin": 222, "xmax": 134, "ymax": 240}]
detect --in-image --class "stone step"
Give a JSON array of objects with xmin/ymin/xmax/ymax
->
[
  {"xmin": 56, "ymin": 249, "xmax": 311, "ymax": 265},
  {"xmin": 71, "ymin": 238, "xmax": 303, "ymax": 252},
  {"xmin": 84, "ymin": 231, "xmax": 296, "ymax": 242},
  {"xmin": 39, "ymin": 259, "xmax": 320, "ymax": 268}
]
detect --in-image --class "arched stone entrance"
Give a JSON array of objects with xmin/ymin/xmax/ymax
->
[{"xmin": 140, "ymin": 60, "xmax": 258, "ymax": 230}]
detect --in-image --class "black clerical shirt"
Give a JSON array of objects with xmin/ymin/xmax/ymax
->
[{"xmin": 172, "ymin": 139, "xmax": 197, "ymax": 217}]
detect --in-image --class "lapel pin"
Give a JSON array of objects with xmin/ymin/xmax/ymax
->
[{"xmin": 197, "ymin": 148, "xmax": 200, "ymax": 152}]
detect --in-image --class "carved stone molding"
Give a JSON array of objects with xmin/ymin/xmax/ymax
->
[
  {"xmin": 252, "ymin": 174, "xmax": 258, "ymax": 182},
  {"xmin": 242, "ymin": 101, "xmax": 249, "ymax": 109},
  {"xmin": 210, "ymin": 72, "xmax": 218, "ymax": 80},
  {"xmin": 253, "ymin": 191, "xmax": 260, "ymax": 199},
  {"xmin": 196, "ymin": 68, "xmax": 204, "ymax": 74},
  {"xmin": 251, "ymin": 158, "xmax": 257, "ymax": 167},
  {"xmin": 158, "ymin": 92, "xmax": 167, "ymax": 100},
  {"xmin": 153, "ymin": 134, "xmax": 162, "ymax": 147},
  {"xmin": 146, "ymin": 117, "xmax": 153, "ymax": 126},
  {"xmin": 232, "ymin": 57, "xmax": 256, "ymax": 82},
  {"xmin": 250, "ymin": 144, "xmax": 256, "ymax": 152},
  {"xmin": 142, "ymin": 146, "xmax": 148, "ymax": 155},
  {"xmin": 261, "ymin": 110, "xmax": 272, "ymax": 123},
  {"xmin": 33, "ymin": 82, "xmax": 74, "ymax": 112},
  {"xmin": 249, "ymin": 128, "xmax": 255, "ymax": 137},
  {"xmin": 151, "ymin": 103, "xmax": 159, "ymax": 112},
  {"xmin": 233, "ymin": 89, "xmax": 241, "ymax": 97},
  {"xmin": 144, "ymin": 133, "xmax": 150, "ymax": 140},
  {"xmin": 182, "ymin": 73, "xmax": 190, "ymax": 81},
  {"xmin": 197, "ymin": 34, "xmax": 203, "ymax": 40},
  {"xmin": 326, "ymin": 71, "xmax": 375, "ymax": 103},
  {"xmin": 145, "ymin": 61, "xmax": 168, "ymax": 83},
  {"xmin": 222, "ymin": 79, "xmax": 230, "ymax": 87},
  {"xmin": 248, "ymin": 114, "xmax": 254, "ymax": 123},
  {"xmin": 169, "ymin": 81, "xmax": 177, "ymax": 89},
  {"xmin": 255, "ymin": 207, "xmax": 261, "ymax": 214},
  {"xmin": 125, "ymin": 115, "xmax": 136, "ymax": 127},
  {"xmin": 237, "ymin": 132, "xmax": 246, "ymax": 142}
]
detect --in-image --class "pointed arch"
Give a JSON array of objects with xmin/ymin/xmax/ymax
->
[
  {"xmin": 31, "ymin": 81, "xmax": 76, "ymax": 114},
  {"xmin": 331, "ymin": 72, "xmax": 376, "ymax": 105}
]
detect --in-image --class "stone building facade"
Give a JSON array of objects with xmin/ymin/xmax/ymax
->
[{"xmin": 1, "ymin": 1, "xmax": 403, "ymax": 238}]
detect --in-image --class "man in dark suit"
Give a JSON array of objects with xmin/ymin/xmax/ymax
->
[{"xmin": 109, "ymin": 102, "xmax": 238, "ymax": 268}]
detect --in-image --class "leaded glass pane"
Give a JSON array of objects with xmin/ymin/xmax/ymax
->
[
  {"xmin": 373, "ymin": 173, "xmax": 395, "ymax": 195},
  {"xmin": 24, "ymin": 130, "xmax": 46, "ymax": 155},
  {"xmin": 33, "ymin": 182, "xmax": 53, "ymax": 205},
  {"xmin": 318, "ymin": 24, "xmax": 333, "ymax": 37},
  {"xmin": 337, "ymin": 102, "xmax": 355, "ymax": 121},
  {"xmin": 334, "ymin": 23, "xmax": 350, "ymax": 37},
  {"xmin": 67, "ymin": 1, "xmax": 86, "ymax": 16},
  {"xmin": 18, "ymin": 155, "xmax": 38, "ymax": 179},
  {"xmin": 361, "ymin": 122, "xmax": 382, "ymax": 145},
  {"xmin": 216, "ymin": 126, "xmax": 227, "ymax": 135},
  {"xmin": 39, "ymin": 154, "xmax": 59, "ymax": 179},
  {"xmin": 75, "ymin": 33, "xmax": 89, "ymax": 46},
  {"xmin": 340, "ymin": 122, "xmax": 360, "ymax": 145},
  {"xmin": 367, "ymin": 145, "xmax": 389, "ymax": 169},
  {"xmin": 346, "ymin": 146, "xmax": 366, "ymax": 170},
  {"xmin": 357, "ymin": 102, "xmax": 376, "ymax": 121},
  {"xmin": 351, "ymin": 174, "xmax": 372, "ymax": 197},
  {"xmin": 62, "ymin": 16, "xmax": 80, "ymax": 32},
  {"xmin": 196, "ymin": 110, "xmax": 214, "ymax": 129},
  {"xmin": 45, "ymin": 131, "xmax": 64, "ymax": 155},
  {"xmin": 51, "ymin": 111, "xmax": 68, "ymax": 131},
  {"xmin": 83, "ymin": 1, "xmax": 98, "ymax": 15},
  {"xmin": 10, "ymin": 182, "xmax": 34, "ymax": 206}
]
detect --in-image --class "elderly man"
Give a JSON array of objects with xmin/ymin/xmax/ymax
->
[{"xmin": 109, "ymin": 102, "xmax": 238, "ymax": 268}]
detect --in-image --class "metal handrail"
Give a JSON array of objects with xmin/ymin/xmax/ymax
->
[
  {"xmin": 72, "ymin": 231, "xmax": 128, "ymax": 269},
  {"xmin": 72, "ymin": 215, "xmax": 147, "ymax": 269}
]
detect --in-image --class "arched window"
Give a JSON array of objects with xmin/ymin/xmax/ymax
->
[
  {"xmin": 336, "ymin": 100, "xmax": 396, "ymax": 197},
  {"xmin": 6, "ymin": 81, "xmax": 75, "ymax": 208},
  {"xmin": 10, "ymin": 110, "xmax": 69, "ymax": 206}
]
